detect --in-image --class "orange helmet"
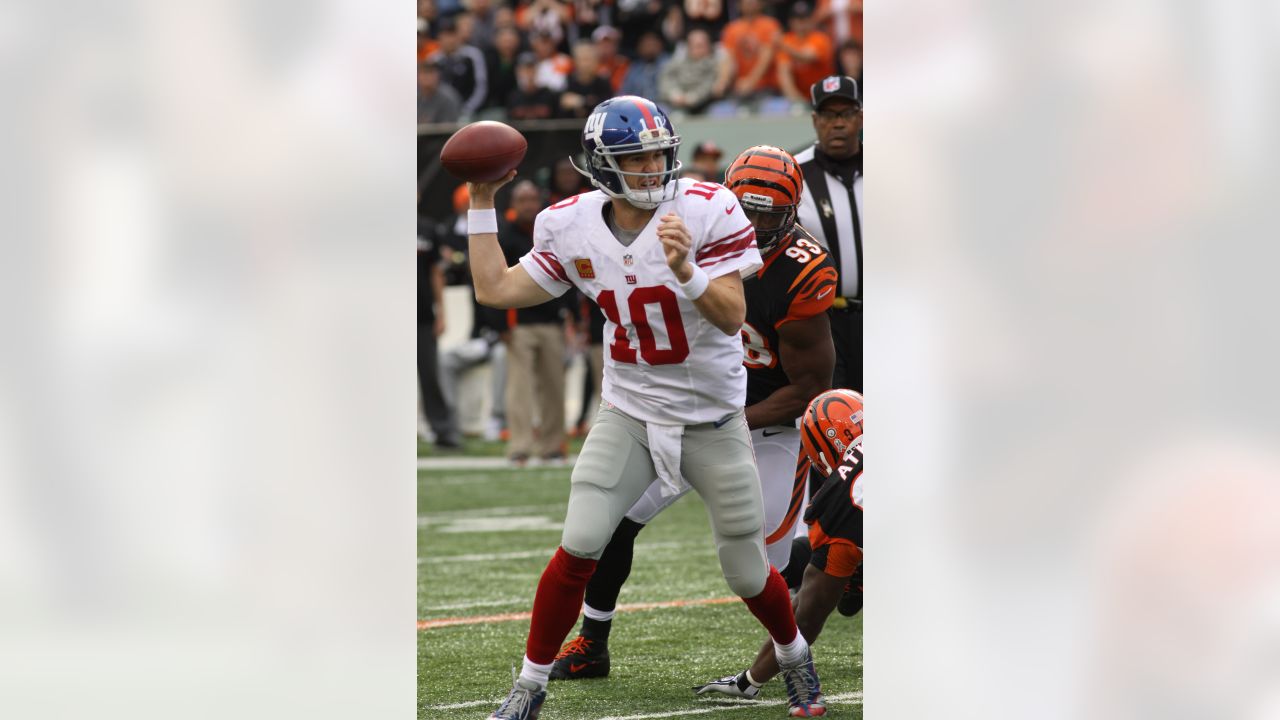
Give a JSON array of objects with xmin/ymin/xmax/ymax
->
[
  {"xmin": 724, "ymin": 145, "xmax": 804, "ymax": 254},
  {"xmin": 800, "ymin": 389, "xmax": 864, "ymax": 476}
]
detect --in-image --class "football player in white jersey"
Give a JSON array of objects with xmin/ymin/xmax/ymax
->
[
  {"xmin": 466, "ymin": 96, "xmax": 826, "ymax": 719},
  {"xmin": 548, "ymin": 146, "xmax": 839, "ymax": 686}
]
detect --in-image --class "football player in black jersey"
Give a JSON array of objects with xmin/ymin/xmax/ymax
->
[
  {"xmin": 695, "ymin": 388, "xmax": 863, "ymax": 701},
  {"xmin": 549, "ymin": 147, "xmax": 839, "ymax": 690}
]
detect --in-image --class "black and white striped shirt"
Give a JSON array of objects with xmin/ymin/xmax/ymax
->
[{"xmin": 795, "ymin": 145, "xmax": 862, "ymax": 300}]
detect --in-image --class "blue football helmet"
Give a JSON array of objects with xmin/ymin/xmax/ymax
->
[{"xmin": 574, "ymin": 96, "xmax": 683, "ymax": 210}]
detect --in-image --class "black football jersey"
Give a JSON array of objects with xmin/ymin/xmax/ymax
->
[
  {"xmin": 804, "ymin": 439, "xmax": 863, "ymax": 546},
  {"xmin": 742, "ymin": 226, "xmax": 840, "ymax": 410}
]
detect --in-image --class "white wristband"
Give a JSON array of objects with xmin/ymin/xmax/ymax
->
[
  {"xmin": 677, "ymin": 264, "xmax": 710, "ymax": 300},
  {"xmin": 467, "ymin": 208, "xmax": 498, "ymax": 235}
]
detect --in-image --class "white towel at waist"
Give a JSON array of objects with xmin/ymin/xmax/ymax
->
[{"xmin": 646, "ymin": 422, "xmax": 689, "ymax": 498}]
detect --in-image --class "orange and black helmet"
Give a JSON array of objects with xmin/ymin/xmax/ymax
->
[
  {"xmin": 724, "ymin": 145, "xmax": 804, "ymax": 255},
  {"xmin": 800, "ymin": 389, "xmax": 864, "ymax": 476}
]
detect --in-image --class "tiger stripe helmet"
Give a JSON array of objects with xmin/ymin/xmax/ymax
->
[
  {"xmin": 724, "ymin": 145, "xmax": 804, "ymax": 255},
  {"xmin": 801, "ymin": 389, "xmax": 864, "ymax": 477}
]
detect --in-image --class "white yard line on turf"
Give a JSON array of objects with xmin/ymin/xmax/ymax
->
[
  {"xmin": 422, "ymin": 692, "xmax": 861, "ymax": 716},
  {"xmin": 418, "ymin": 596, "xmax": 740, "ymax": 630},
  {"xmin": 420, "ymin": 503, "xmax": 566, "ymax": 520},
  {"xmin": 596, "ymin": 692, "xmax": 861, "ymax": 720},
  {"xmin": 423, "ymin": 698, "xmax": 496, "ymax": 710},
  {"xmin": 419, "ymin": 541, "xmax": 686, "ymax": 565},
  {"xmin": 418, "ymin": 456, "xmax": 578, "ymax": 471}
]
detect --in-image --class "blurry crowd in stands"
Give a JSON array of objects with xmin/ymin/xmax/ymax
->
[
  {"xmin": 418, "ymin": 164, "xmax": 607, "ymax": 461},
  {"xmin": 418, "ymin": 0, "xmax": 862, "ymax": 125}
]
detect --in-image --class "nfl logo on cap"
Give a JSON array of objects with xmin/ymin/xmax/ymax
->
[{"xmin": 811, "ymin": 74, "xmax": 860, "ymax": 109}]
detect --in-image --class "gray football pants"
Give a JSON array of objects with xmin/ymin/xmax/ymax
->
[
  {"xmin": 561, "ymin": 403, "xmax": 769, "ymax": 599},
  {"xmin": 625, "ymin": 425, "xmax": 802, "ymax": 572}
]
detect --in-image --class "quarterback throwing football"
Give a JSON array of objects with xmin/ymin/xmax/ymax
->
[
  {"xmin": 549, "ymin": 145, "xmax": 839, "ymax": 690},
  {"xmin": 466, "ymin": 96, "xmax": 826, "ymax": 719}
]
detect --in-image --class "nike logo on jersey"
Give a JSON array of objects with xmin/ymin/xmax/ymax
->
[
  {"xmin": 725, "ymin": 205, "xmax": 734, "ymax": 215},
  {"xmin": 762, "ymin": 429, "xmax": 785, "ymax": 437},
  {"xmin": 817, "ymin": 288, "xmax": 833, "ymax": 299}
]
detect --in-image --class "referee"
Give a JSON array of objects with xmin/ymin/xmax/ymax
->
[{"xmin": 795, "ymin": 75, "xmax": 862, "ymax": 393}]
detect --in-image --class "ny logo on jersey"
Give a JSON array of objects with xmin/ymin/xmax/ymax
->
[
  {"xmin": 625, "ymin": 274, "xmax": 637, "ymax": 284},
  {"xmin": 574, "ymin": 258, "xmax": 595, "ymax": 279}
]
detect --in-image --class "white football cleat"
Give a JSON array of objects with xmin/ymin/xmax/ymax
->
[{"xmin": 693, "ymin": 671, "xmax": 760, "ymax": 699}]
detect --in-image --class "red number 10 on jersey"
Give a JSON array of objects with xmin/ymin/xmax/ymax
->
[{"xmin": 597, "ymin": 286, "xmax": 690, "ymax": 365}]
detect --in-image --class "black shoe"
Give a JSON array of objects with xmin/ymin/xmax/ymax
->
[{"xmin": 549, "ymin": 635, "xmax": 610, "ymax": 680}]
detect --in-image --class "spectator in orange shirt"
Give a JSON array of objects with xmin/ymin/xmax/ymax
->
[
  {"xmin": 720, "ymin": 0, "xmax": 783, "ymax": 99},
  {"xmin": 591, "ymin": 26, "xmax": 629, "ymax": 93},
  {"xmin": 777, "ymin": 2, "xmax": 835, "ymax": 104}
]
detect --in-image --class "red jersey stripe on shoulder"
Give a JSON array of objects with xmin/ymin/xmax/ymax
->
[
  {"xmin": 697, "ymin": 231, "xmax": 756, "ymax": 263},
  {"xmin": 701, "ymin": 246, "xmax": 753, "ymax": 268},
  {"xmin": 706, "ymin": 224, "xmax": 753, "ymax": 248}
]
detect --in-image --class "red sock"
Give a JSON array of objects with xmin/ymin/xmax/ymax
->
[
  {"xmin": 742, "ymin": 566, "xmax": 798, "ymax": 645},
  {"xmin": 526, "ymin": 547, "xmax": 598, "ymax": 664}
]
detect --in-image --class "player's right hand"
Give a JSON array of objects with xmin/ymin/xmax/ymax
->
[
  {"xmin": 467, "ymin": 169, "xmax": 518, "ymax": 208},
  {"xmin": 658, "ymin": 212, "xmax": 693, "ymax": 280},
  {"xmin": 692, "ymin": 671, "xmax": 760, "ymax": 700}
]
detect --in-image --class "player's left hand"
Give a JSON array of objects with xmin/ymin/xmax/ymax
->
[{"xmin": 658, "ymin": 212, "xmax": 694, "ymax": 282}]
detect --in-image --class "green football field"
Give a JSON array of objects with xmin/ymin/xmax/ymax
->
[{"xmin": 418, "ymin": 457, "xmax": 863, "ymax": 719}]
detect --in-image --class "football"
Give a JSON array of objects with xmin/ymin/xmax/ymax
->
[{"xmin": 439, "ymin": 121, "xmax": 528, "ymax": 183}]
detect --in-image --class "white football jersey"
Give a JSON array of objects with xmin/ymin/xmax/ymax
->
[{"xmin": 519, "ymin": 178, "xmax": 763, "ymax": 425}]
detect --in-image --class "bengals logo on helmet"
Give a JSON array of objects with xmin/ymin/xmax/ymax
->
[
  {"xmin": 724, "ymin": 145, "xmax": 804, "ymax": 255},
  {"xmin": 800, "ymin": 389, "xmax": 864, "ymax": 477}
]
